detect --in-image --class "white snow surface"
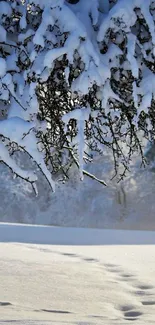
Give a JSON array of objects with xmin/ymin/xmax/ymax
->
[
  {"xmin": 0, "ymin": 58, "xmax": 6, "ymax": 78},
  {"xmin": 0, "ymin": 222, "xmax": 155, "ymax": 325}
]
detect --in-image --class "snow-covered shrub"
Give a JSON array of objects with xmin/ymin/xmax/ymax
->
[{"xmin": 0, "ymin": 0, "xmax": 155, "ymax": 192}]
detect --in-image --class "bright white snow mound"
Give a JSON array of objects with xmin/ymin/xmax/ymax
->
[{"xmin": 0, "ymin": 222, "xmax": 155, "ymax": 245}]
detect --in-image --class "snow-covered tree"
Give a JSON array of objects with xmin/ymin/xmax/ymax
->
[{"xmin": 0, "ymin": 0, "xmax": 155, "ymax": 191}]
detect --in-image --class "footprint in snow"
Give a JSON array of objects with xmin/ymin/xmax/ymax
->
[
  {"xmin": 124, "ymin": 310, "xmax": 143, "ymax": 321},
  {"xmin": 104, "ymin": 263, "xmax": 119, "ymax": 268},
  {"xmin": 142, "ymin": 301, "xmax": 155, "ymax": 306},
  {"xmin": 82, "ymin": 257, "xmax": 99, "ymax": 263},
  {"xmin": 136, "ymin": 285, "xmax": 154, "ymax": 290},
  {"xmin": 104, "ymin": 263, "xmax": 123, "ymax": 274},
  {"xmin": 0, "ymin": 302, "xmax": 12, "ymax": 306},
  {"xmin": 119, "ymin": 273, "xmax": 135, "ymax": 279},
  {"xmin": 62, "ymin": 252, "xmax": 77, "ymax": 257},
  {"xmin": 119, "ymin": 305, "xmax": 136, "ymax": 312},
  {"xmin": 41, "ymin": 309, "xmax": 72, "ymax": 314},
  {"xmin": 118, "ymin": 305, "xmax": 143, "ymax": 322},
  {"xmin": 134, "ymin": 284, "xmax": 154, "ymax": 297}
]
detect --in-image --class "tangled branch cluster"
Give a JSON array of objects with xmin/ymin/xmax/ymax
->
[{"xmin": 0, "ymin": 0, "xmax": 155, "ymax": 191}]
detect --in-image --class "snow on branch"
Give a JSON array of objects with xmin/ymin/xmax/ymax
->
[
  {"xmin": 0, "ymin": 0, "xmax": 155, "ymax": 190},
  {"xmin": 62, "ymin": 107, "xmax": 90, "ymax": 179}
]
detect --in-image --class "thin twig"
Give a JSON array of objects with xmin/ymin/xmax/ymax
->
[{"xmin": 65, "ymin": 140, "xmax": 107, "ymax": 186}]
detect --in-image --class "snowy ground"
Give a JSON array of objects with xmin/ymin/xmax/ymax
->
[{"xmin": 0, "ymin": 223, "xmax": 155, "ymax": 325}]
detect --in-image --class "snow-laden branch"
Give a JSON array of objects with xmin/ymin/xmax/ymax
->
[{"xmin": 0, "ymin": 0, "xmax": 155, "ymax": 190}]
